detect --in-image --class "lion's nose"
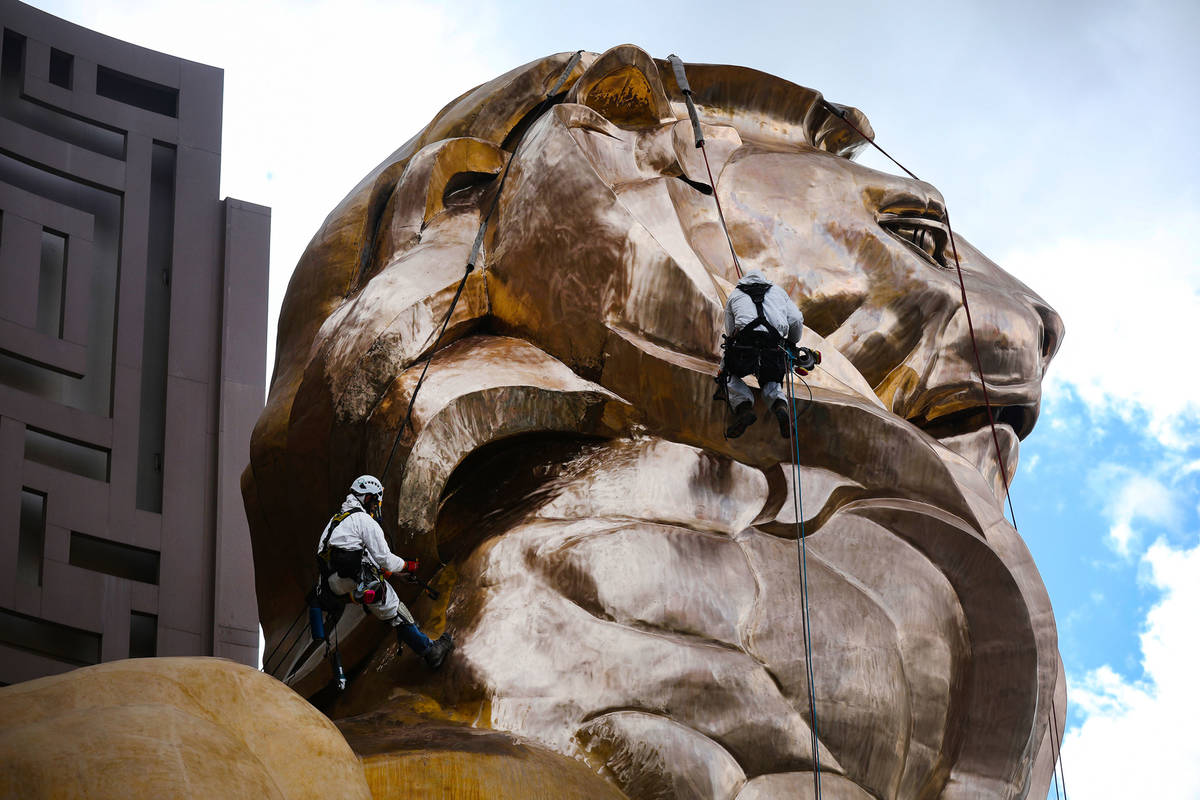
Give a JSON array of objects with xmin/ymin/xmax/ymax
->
[{"xmin": 1031, "ymin": 298, "xmax": 1064, "ymax": 372}]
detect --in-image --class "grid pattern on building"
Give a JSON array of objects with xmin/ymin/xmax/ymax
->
[{"xmin": 0, "ymin": 0, "xmax": 268, "ymax": 684}]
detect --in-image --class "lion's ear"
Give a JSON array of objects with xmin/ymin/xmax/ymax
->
[
  {"xmin": 566, "ymin": 44, "xmax": 673, "ymax": 128},
  {"xmin": 395, "ymin": 137, "xmax": 507, "ymax": 229},
  {"xmin": 361, "ymin": 137, "xmax": 505, "ymax": 281}
]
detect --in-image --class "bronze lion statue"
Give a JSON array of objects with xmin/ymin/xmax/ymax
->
[{"xmin": 246, "ymin": 45, "xmax": 1065, "ymax": 799}]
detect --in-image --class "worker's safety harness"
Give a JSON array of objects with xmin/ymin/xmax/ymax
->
[
  {"xmin": 716, "ymin": 283, "xmax": 821, "ymax": 402},
  {"xmin": 309, "ymin": 506, "xmax": 394, "ymax": 691},
  {"xmin": 721, "ymin": 283, "xmax": 789, "ymax": 385},
  {"xmin": 305, "ymin": 508, "xmax": 370, "ymax": 691},
  {"xmin": 315, "ymin": 508, "xmax": 386, "ymax": 607},
  {"xmin": 317, "ymin": 509, "xmax": 365, "ymax": 578}
]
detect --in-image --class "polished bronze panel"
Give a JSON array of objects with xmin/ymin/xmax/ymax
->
[{"xmin": 247, "ymin": 46, "xmax": 1065, "ymax": 799}]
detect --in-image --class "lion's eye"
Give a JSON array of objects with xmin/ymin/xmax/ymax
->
[{"xmin": 878, "ymin": 213, "xmax": 951, "ymax": 269}]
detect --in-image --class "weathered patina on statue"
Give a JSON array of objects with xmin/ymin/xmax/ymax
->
[{"xmin": 245, "ymin": 46, "xmax": 1066, "ymax": 799}]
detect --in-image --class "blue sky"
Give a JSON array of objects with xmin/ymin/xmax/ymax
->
[
  {"xmin": 1020, "ymin": 387, "xmax": 1198, "ymax": 674},
  {"xmin": 25, "ymin": 1, "xmax": 1200, "ymax": 796}
]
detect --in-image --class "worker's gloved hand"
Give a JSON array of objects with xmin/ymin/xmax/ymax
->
[{"xmin": 402, "ymin": 559, "xmax": 419, "ymax": 574}]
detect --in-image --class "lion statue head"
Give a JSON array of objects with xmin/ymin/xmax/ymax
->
[{"xmin": 245, "ymin": 45, "xmax": 1065, "ymax": 799}]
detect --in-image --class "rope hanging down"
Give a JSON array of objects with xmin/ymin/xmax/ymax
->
[
  {"xmin": 819, "ymin": 100, "xmax": 1019, "ymax": 525},
  {"xmin": 262, "ymin": 600, "xmax": 311, "ymax": 674},
  {"xmin": 1050, "ymin": 697, "xmax": 1069, "ymax": 799},
  {"xmin": 786, "ymin": 359, "xmax": 823, "ymax": 799},
  {"xmin": 378, "ymin": 50, "xmax": 583, "ymax": 485},
  {"xmin": 671, "ymin": 52, "xmax": 822, "ymax": 793},
  {"xmin": 1050, "ymin": 722, "xmax": 1061, "ymax": 800},
  {"xmin": 821, "ymin": 98, "xmax": 1066, "ymax": 796}
]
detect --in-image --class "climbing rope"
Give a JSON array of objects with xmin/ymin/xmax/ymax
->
[
  {"xmin": 820, "ymin": 100, "xmax": 1018, "ymax": 524},
  {"xmin": 671, "ymin": 53, "xmax": 822, "ymax": 791},
  {"xmin": 821, "ymin": 98, "xmax": 1067, "ymax": 796},
  {"xmin": 377, "ymin": 261, "xmax": 475, "ymax": 482},
  {"xmin": 1051, "ymin": 734, "xmax": 1061, "ymax": 800},
  {"xmin": 1050, "ymin": 697, "xmax": 1069, "ymax": 799},
  {"xmin": 261, "ymin": 602, "xmax": 309, "ymax": 673},
  {"xmin": 266, "ymin": 589, "xmax": 334, "ymax": 679},
  {"xmin": 786, "ymin": 358, "xmax": 823, "ymax": 798},
  {"xmin": 791, "ymin": 361, "xmax": 815, "ymax": 422}
]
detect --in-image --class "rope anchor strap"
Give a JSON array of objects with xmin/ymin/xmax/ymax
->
[
  {"xmin": 666, "ymin": 53, "xmax": 742, "ymax": 279},
  {"xmin": 667, "ymin": 54, "xmax": 704, "ymax": 147}
]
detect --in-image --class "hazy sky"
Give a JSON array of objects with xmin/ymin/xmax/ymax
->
[{"xmin": 24, "ymin": 1, "xmax": 1200, "ymax": 796}]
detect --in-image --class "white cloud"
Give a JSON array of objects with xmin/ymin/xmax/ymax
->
[
  {"xmin": 1002, "ymin": 215, "xmax": 1200, "ymax": 449},
  {"xmin": 1062, "ymin": 538, "xmax": 1200, "ymax": 799},
  {"xmin": 1087, "ymin": 463, "xmax": 1183, "ymax": 558}
]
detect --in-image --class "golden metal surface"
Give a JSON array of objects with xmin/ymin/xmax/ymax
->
[
  {"xmin": 0, "ymin": 658, "xmax": 373, "ymax": 800},
  {"xmin": 245, "ymin": 46, "xmax": 1065, "ymax": 799}
]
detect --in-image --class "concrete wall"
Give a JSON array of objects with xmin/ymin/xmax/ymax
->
[{"xmin": 0, "ymin": 0, "xmax": 268, "ymax": 682}]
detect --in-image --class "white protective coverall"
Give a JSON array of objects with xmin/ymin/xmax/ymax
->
[
  {"xmin": 317, "ymin": 494, "xmax": 415, "ymax": 624},
  {"xmin": 723, "ymin": 270, "xmax": 804, "ymax": 409}
]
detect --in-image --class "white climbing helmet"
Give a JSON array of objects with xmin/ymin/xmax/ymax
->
[{"xmin": 350, "ymin": 474, "xmax": 383, "ymax": 500}]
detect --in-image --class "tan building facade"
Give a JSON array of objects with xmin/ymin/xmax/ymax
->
[{"xmin": 0, "ymin": 0, "xmax": 268, "ymax": 682}]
